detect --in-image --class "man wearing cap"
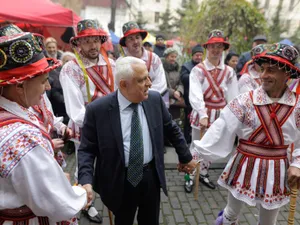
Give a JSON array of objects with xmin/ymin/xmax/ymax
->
[
  {"xmin": 180, "ymin": 44, "xmax": 204, "ymax": 144},
  {"xmin": 0, "ymin": 32, "xmax": 87, "ymax": 224},
  {"xmin": 191, "ymin": 43, "xmax": 300, "ymax": 225},
  {"xmin": 60, "ymin": 19, "xmax": 115, "ymax": 223},
  {"xmin": 236, "ymin": 34, "xmax": 267, "ymax": 76},
  {"xmin": 153, "ymin": 34, "xmax": 166, "ymax": 58},
  {"xmin": 119, "ymin": 22, "xmax": 167, "ymax": 104},
  {"xmin": 0, "ymin": 23, "xmax": 71, "ymax": 168},
  {"xmin": 187, "ymin": 30, "xmax": 238, "ymax": 192}
]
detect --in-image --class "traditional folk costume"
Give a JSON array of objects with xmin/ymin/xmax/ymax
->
[
  {"xmin": 60, "ymin": 20, "xmax": 115, "ymax": 144},
  {"xmin": 59, "ymin": 19, "xmax": 114, "ymax": 223},
  {"xmin": 0, "ymin": 23, "xmax": 67, "ymax": 167},
  {"xmin": 191, "ymin": 43, "xmax": 300, "ymax": 225},
  {"xmin": 187, "ymin": 30, "xmax": 238, "ymax": 191},
  {"xmin": 119, "ymin": 22, "xmax": 168, "ymax": 106},
  {"xmin": 0, "ymin": 33, "xmax": 86, "ymax": 225}
]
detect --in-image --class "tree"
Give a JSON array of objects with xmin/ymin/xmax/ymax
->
[
  {"xmin": 158, "ymin": 2, "xmax": 174, "ymax": 39},
  {"xmin": 108, "ymin": 0, "xmax": 117, "ymax": 32},
  {"xmin": 268, "ymin": 0, "xmax": 284, "ymax": 42},
  {"xmin": 174, "ymin": 0, "xmax": 198, "ymax": 32},
  {"xmin": 178, "ymin": 0, "xmax": 268, "ymax": 54}
]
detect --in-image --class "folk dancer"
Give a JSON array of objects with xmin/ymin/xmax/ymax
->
[
  {"xmin": 0, "ymin": 23, "xmax": 71, "ymax": 167},
  {"xmin": 191, "ymin": 43, "xmax": 300, "ymax": 225},
  {"xmin": 186, "ymin": 30, "xmax": 238, "ymax": 192},
  {"xmin": 0, "ymin": 32, "xmax": 87, "ymax": 225},
  {"xmin": 60, "ymin": 19, "xmax": 115, "ymax": 223},
  {"xmin": 119, "ymin": 22, "xmax": 168, "ymax": 106}
]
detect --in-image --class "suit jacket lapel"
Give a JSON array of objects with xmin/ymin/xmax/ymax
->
[
  {"xmin": 142, "ymin": 100, "xmax": 155, "ymax": 147},
  {"xmin": 108, "ymin": 92, "xmax": 125, "ymax": 165}
]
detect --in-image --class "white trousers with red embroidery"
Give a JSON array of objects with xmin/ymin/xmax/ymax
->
[{"xmin": 223, "ymin": 192, "xmax": 280, "ymax": 225}]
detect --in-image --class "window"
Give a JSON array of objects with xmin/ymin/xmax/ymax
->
[{"xmin": 154, "ymin": 12, "xmax": 160, "ymax": 23}]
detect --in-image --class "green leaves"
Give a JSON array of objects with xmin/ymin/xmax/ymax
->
[{"xmin": 178, "ymin": 0, "xmax": 268, "ymax": 53}]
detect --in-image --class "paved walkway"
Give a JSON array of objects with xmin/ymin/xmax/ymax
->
[{"xmin": 64, "ymin": 148, "xmax": 300, "ymax": 225}]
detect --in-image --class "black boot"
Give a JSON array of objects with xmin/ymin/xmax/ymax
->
[
  {"xmin": 82, "ymin": 204, "xmax": 103, "ymax": 223},
  {"xmin": 199, "ymin": 174, "xmax": 216, "ymax": 189}
]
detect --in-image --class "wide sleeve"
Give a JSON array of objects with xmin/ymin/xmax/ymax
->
[
  {"xmin": 226, "ymin": 69, "xmax": 239, "ymax": 102},
  {"xmin": 189, "ymin": 66, "xmax": 207, "ymax": 119},
  {"xmin": 149, "ymin": 55, "xmax": 167, "ymax": 94},
  {"xmin": 191, "ymin": 106, "xmax": 240, "ymax": 162},
  {"xmin": 10, "ymin": 145, "xmax": 86, "ymax": 222},
  {"xmin": 77, "ymin": 103, "xmax": 98, "ymax": 185},
  {"xmin": 59, "ymin": 63, "xmax": 86, "ymax": 128}
]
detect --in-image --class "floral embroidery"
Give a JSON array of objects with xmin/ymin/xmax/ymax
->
[
  {"xmin": 228, "ymin": 93, "xmax": 256, "ymax": 129},
  {"xmin": 61, "ymin": 61, "xmax": 85, "ymax": 88},
  {"xmin": 294, "ymin": 98, "xmax": 300, "ymax": 129},
  {"xmin": 0, "ymin": 123, "xmax": 53, "ymax": 178}
]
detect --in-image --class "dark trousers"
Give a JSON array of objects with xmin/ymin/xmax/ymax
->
[
  {"xmin": 114, "ymin": 165, "xmax": 161, "ymax": 225},
  {"xmin": 184, "ymin": 106, "xmax": 192, "ymax": 144}
]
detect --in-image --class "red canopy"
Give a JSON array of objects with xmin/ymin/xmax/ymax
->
[
  {"xmin": 0, "ymin": 0, "xmax": 113, "ymax": 51},
  {"xmin": 0, "ymin": 0, "xmax": 80, "ymax": 27}
]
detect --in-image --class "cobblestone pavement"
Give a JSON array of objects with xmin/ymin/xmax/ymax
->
[{"xmin": 64, "ymin": 153, "xmax": 300, "ymax": 225}]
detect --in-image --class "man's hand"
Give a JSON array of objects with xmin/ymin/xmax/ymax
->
[
  {"xmin": 288, "ymin": 166, "xmax": 300, "ymax": 189},
  {"xmin": 199, "ymin": 118, "xmax": 208, "ymax": 128},
  {"xmin": 79, "ymin": 184, "xmax": 94, "ymax": 209},
  {"xmin": 52, "ymin": 138, "xmax": 64, "ymax": 152},
  {"xmin": 61, "ymin": 127, "xmax": 73, "ymax": 141},
  {"xmin": 178, "ymin": 160, "xmax": 198, "ymax": 174},
  {"xmin": 174, "ymin": 91, "xmax": 181, "ymax": 100}
]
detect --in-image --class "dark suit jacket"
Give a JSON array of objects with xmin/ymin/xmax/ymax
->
[{"xmin": 78, "ymin": 90, "xmax": 192, "ymax": 212}]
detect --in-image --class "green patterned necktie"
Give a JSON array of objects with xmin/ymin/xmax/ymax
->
[{"xmin": 127, "ymin": 103, "xmax": 144, "ymax": 187}]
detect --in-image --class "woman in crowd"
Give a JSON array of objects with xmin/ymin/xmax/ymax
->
[
  {"xmin": 162, "ymin": 47, "xmax": 185, "ymax": 120},
  {"xmin": 225, "ymin": 52, "xmax": 239, "ymax": 71}
]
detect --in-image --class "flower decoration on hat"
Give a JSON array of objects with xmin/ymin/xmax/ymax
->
[
  {"xmin": 119, "ymin": 21, "xmax": 148, "ymax": 47},
  {"xmin": 0, "ymin": 32, "xmax": 61, "ymax": 86},
  {"xmin": 253, "ymin": 43, "xmax": 300, "ymax": 78},
  {"xmin": 70, "ymin": 19, "xmax": 108, "ymax": 47},
  {"xmin": 203, "ymin": 29, "xmax": 230, "ymax": 50}
]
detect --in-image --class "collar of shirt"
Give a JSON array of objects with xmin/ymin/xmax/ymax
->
[
  {"xmin": 78, "ymin": 53, "xmax": 108, "ymax": 68},
  {"xmin": 117, "ymin": 90, "xmax": 142, "ymax": 111},
  {"xmin": 252, "ymin": 86, "xmax": 296, "ymax": 106},
  {"xmin": 122, "ymin": 47, "xmax": 148, "ymax": 63},
  {"xmin": 203, "ymin": 58, "xmax": 224, "ymax": 71}
]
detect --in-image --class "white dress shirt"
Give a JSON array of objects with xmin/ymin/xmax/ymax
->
[{"xmin": 118, "ymin": 91, "xmax": 153, "ymax": 167}]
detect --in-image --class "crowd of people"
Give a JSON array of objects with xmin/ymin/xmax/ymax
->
[{"xmin": 1, "ymin": 18, "xmax": 300, "ymax": 225}]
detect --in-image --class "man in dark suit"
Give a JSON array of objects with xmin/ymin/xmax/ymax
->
[{"xmin": 78, "ymin": 56, "xmax": 196, "ymax": 225}]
